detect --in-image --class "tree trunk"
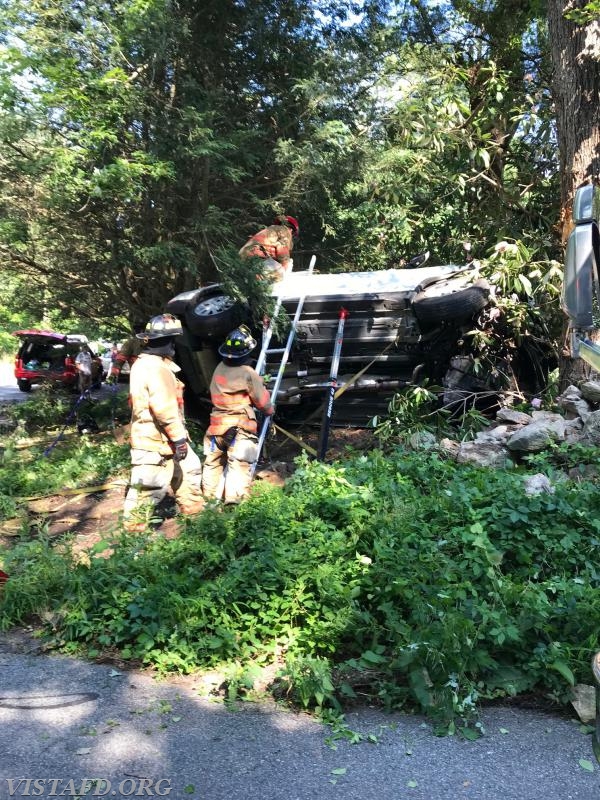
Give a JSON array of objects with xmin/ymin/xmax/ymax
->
[
  {"xmin": 548, "ymin": 1, "xmax": 600, "ymax": 232},
  {"xmin": 547, "ymin": 0, "xmax": 600, "ymax": 387}
]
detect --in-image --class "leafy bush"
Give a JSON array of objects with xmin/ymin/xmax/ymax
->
[{"xmin": 1, "ymin": 448, "xmax": 600, "ymax": 733}]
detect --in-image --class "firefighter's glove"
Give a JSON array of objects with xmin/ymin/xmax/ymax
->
[{"xmin": 172, "ymin": 439, "xmax": 188, "ymax": 462}]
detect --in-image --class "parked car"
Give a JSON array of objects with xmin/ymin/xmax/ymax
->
[
  {"xmin": 100, "ymin": 343, "xmax": 132, "ymax": 381},
  {"xmin": 13, "ymin": 330, "xmax": 104, "ymax": 393},
  {"xmin": 165, "ymin": 258, "xmax": 508, "ymax": 423}
]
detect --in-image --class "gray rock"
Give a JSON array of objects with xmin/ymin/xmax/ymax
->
[
  {"xmin": 506, "ymin": 417, "xmax": 566, "ymax": 452},
  {"xmin": 408, "ymin": 430, "xmax": 438, "ymax": 451},
  {"xmin": 439, "ymin": 437, "xmax": 460, "ymax": 459},
  {"xmin": 568, "ymin": 463, "xmax": 599, "ymax": 481},
  {"xmin": 556, "ymin": 386, "xmax": 591, "ymax": 420},
  {"xmin": 557, "ymin": 384, "xmax": 582, "ymax": 401},
  {"xmin": 582, "ymin": 409, "xmax": 600, "ymax": 444},
  {"xmin": 531, "ymin": 410, "xmax": 566, "ymax": 423},
  {"xmin": 580, "ymin": 380, "xmax": 600, "ymax": 403},
  {"xmin": 571, "ymin": 683, "xmax": 596, "ymax": 724},
  {"xmin": 475, "ymin": 424, "xmax": 516, "ymax": 443},
  {"xmin": 496, "ymin": 408, "xmax": 533, "ymax": 425},
  {"xmin": 523, "ymin": 473, "xmax": 555, "ymax": 496},
  {"xmin": 564, "ymin": 418, "xmax": 584, "ymax": 443},
  {"xmin": 456, "ymin": 441, "xmax": 513, "ymax": 467}
]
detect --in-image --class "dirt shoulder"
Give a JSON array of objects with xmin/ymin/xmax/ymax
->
[{"xmin": 0, "ymin": 425, "xmax": 378, "ymax": 554}]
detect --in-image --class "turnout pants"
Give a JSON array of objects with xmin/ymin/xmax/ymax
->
[
  {"xmin": 202, "ymin": 428, "xmax": 258, "ymax": 504},
  {"xmin": 123, "ymin": 447, "xmax": 204, "ymax": 530}
]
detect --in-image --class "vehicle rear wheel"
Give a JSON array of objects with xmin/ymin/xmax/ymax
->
[
  {"xmin": 17, "ymin": 379, "xmax": 32, "ymax": 393},
  {"xmin": 413, "ymin": 278, "xmax": 490, "ymax": 325},
  {"xmin": 185, "ymin": 287, "xmax": 243, "ymax": 340}
]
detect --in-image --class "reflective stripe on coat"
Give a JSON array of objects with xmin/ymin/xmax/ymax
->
[
  {"xmin": 207, "ymin": 362, "xmax": 273, "ymax": 436},
  {"xmin": 238, "ymin": 225, "xmax": 292, "ymax": 266}
]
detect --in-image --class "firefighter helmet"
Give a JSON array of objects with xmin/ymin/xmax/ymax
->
[
  {"xmin": 275, "ymin": 215, "xmax": 300, "ymax": 238},
  {"xmin": 218, "ymin": 325, "xmax": 257, "ymax": 360},
  {"xmin": 136, "ymin": 314, "xmax": 183, "ymax": 341}
]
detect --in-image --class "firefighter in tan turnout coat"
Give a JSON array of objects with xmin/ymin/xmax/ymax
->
[
  {"xmin": 238, "ymin": 215, "xmax": 299, "ymax": 281},
  {"xmin": 203, "ymin": 325, "xmax": 274, "ymax": 504},
  {"xmin": 123, "ymin": 314, "xmax": 204, "ymax": 531}
]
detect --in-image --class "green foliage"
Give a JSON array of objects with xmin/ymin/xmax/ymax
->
[
  {"xmin": 277, "ymin": 654, "xmax": 337, "ymax": 710},
  {"xmin": 2, "ymin": 445, "xmax": 600, "ymax": 733},
  {"xmin": 0, "ymin": 0, "xmax": 562, "ymax": 334},
  {"xmin": 373, "ymin": 382, "xmax": 490, "ymax": 446},
  {"xmin": 0, "ymin": 406, "xmax": 129, "ymax": 524},
  {"xmin": 564, "ymin": 1, "xmax": 600, "ymax": 25},
  {"xmin": 3, "ymin": 385, "xmax": 129, "ymax": 433}
]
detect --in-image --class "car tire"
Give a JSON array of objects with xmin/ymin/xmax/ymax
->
[
  {"xmin": 185, "ymin": 286, "xmax": 244, "ymax": 340},
  {"xmin": 412, "ymin": 278, "xmax": 490, "ymax": 325},
  {"xmin": 17, "ymin": 379, "xmax": 32, "ymax": 393}
]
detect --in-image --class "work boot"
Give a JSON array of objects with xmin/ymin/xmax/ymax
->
[{"xmin": 179, "ymin": 499, "xmax": 206, "ymax": 516}]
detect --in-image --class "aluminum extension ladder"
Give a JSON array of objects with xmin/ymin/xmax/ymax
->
[{"xmin": 249, "ymin": 254, "xmax": 317, "ymax": 478}]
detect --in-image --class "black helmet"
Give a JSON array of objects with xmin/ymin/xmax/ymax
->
[
  {"xmin": 218, "ymin": 325, "xmax": 257, "ymax": 360},
  {"xmin": 136, "ymin": 314, "xmax": 183, "ymax": 341}
]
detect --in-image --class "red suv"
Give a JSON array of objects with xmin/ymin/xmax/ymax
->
[{"xmin": 13, "ymin": 330, "xmax": 104, "ymax": 393}]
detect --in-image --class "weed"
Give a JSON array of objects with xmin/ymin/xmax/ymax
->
[{"xmin": 2, "ymin": 443, "xmax": 600, "ymax": 733}]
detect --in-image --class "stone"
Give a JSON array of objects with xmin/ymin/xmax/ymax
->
[
  {"xmin": 582, "ymin": 410, "xmax": 600, "ymax": 445},
  {"xmin": 475, "ymin": 424, "xmax": 513, "ymax": 443},
  {"xmin": 506, "ymin": 417, "xmax": 566, "ymax": 452},
  {"xmin": 556, "ymin": 386, "xmax": 591, "ymax": 421},
  {"xmin": 496, "ymin": 408, "xmax": 533, "ymax": 425},
  {"xmin": 456, "ymin": 441, "xmax": 513, "ymax": 468},
  {"xmin": 408, "ymin": 430, "xmax": 438, "ymax": 451},
  {"xmin": 523, "ymin": 473, "xmax": 555, "ymax": 496},
  {"xmin": 580, "ymin": 380, "xmax": 600, "ymax": 404},
  {"xmin": 571, "ymin": 684, "xmax": 596, "ymax": 724},
  {"xmin": 531, "ymin": 410, "xmax": 566, "ymax": 424},
  {"xmin": 568, "ymin": 464, "xmax": 599, "ymax": 482},
  {"xmin": 557, "ymin": 384, "xmax": 582, "ymax": 401},
  {"xmin": 564, "ymin": 418, "xmax": 585, "ymax": 444},
  {"xmin": 439, "ymin": 438, "xmax": 460, "ymax": 459}
]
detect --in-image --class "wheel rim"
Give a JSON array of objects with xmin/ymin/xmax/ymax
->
[{"xmin": 193, "ymin": 295, "xmax": 235, "ymax": 317}]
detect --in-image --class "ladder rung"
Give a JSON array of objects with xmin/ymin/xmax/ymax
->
[{"xmin": 265, "ymin": 348, "xmax": 286, "ymax": 355}]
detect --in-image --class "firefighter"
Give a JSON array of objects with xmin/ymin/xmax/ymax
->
[
  {"xmin": 202, "ymin": 325, "xmax": 274, "ymax": 504},
  {"xmin": 107, "ymin": 336, "xmax": 142, "ymax": 383},
  {"xmin": 238, "ymin": 215, "xmax": 300, "ymax": 281},
  {"xmin": 122, "ymin": 314, "xmax": 204, "ymax": 532}
]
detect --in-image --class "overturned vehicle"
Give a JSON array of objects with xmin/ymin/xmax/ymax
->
[{"xmin": 166, "ymin": 255, "xmax": 548, "ymax": 424}]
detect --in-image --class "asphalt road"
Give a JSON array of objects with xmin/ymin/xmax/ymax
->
[
  {"xmin": 0, "ymin": 361, "xmax": 27, "ymax": 404},
  {"xmin": 0, "ymin": 633, "xmax": 599, "ymax": 800},
  {"xmin": 0, "ymin": 361, "xmax": 126, "ymax": 406}
]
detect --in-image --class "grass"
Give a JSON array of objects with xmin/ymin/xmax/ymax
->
[{"xmin": 1, "ymin": 425, "xmax": 600, "ymax": 733}]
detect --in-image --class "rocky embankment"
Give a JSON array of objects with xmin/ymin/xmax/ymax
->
[{"xmin": 411, "ymin": 381, "xmax": 600, "ymax": 491}]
